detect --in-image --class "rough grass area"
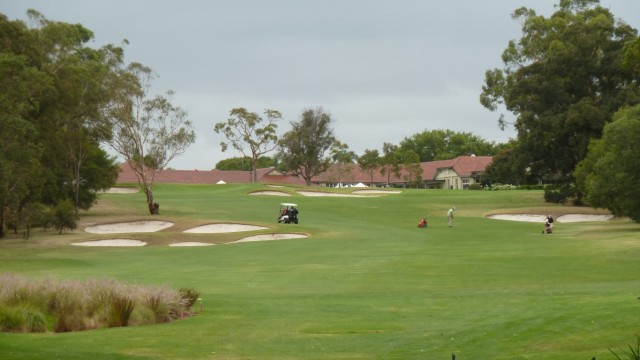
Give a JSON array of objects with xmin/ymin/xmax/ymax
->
[{"xmin": 0, "ymin": 273, "xmax": 199, "ymax": 332}]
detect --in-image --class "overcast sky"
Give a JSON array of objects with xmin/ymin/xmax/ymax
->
[{"xmin": 4, "ymin": 1, "xmax": 640, "ymax": 169}]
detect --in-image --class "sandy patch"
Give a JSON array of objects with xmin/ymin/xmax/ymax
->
[
  {"xmin": 232, "ymin": 233, "xmax": 308, "ymax": 243},
  {"xmin": 72, "ymin": 239, "xmax": 147, "ymax": 247},
  {"xmin": 102, "ymin": 187, "xmax": 139, "ymax": 194},
  {"xmin": 487, "ymin": 214, "xmax": 613, "ymax": 223},
  {"xmin": 250, "ymin": 191, "xmax": 291, "ymax": 196},
  {"xmin": 352, "ymin": 190, "xmax": 401, "ymax": 195},
  {"xmin": 85, "ymin": 221, "xmax": 174, "ymax": 234},
  {"xmin": 487, "ymin": 214, "xmax": 547, "ymax": 222},
  {"xmin": 184, "ymin": 223, "xmax": 269, "ymax": 233},
  {"xmin": 556, "ymin": 214, "xmax": 614, "ymax": 222},
  {"xmin": 169, "ymin": 242, "xmax": 215, "ymax": 247},
  {"xmin": 298, "ymin": 191, "xmax": 365, "ymax": 197}
]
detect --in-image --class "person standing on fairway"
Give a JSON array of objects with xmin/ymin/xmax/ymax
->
[{"xmin": 447, "ymin": 207, "xmax": 455, "ymax": 227}]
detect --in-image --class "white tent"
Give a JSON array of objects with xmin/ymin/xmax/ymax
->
[
  {"xmin": 353, "ymin": 182, "xmax": 367, "ymax": 188},
  {"xmin": 216, "ymin": 180, "xmax": 226, "ymax": 184}
]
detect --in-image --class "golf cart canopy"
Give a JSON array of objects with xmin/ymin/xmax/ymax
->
[{"xmin": 280, "ymin": 203, "xmax": 297, "ymax": 207}]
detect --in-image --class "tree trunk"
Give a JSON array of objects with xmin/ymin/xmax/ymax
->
[
  {"xmin": 0, "ymin": 203, "xmax": 5, "ymax": 239},
  {"xmin": 251, "ymin": 157, "xmax": 258, "ymax": 183},
  {"xmin": 145, "ymin": 186, "xmax": 156, "ymax": 215}
]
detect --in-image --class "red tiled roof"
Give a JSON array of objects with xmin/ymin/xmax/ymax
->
[
  {"xmin": 421, "ymin": 156, "xmax": 493, "ymax": 180},
  {"xmin": 117, "ymin": 162, "xmax": 304, "ymax": 185},
  {"xmin": 116, "ymin": 155, "xmax": 492, "ymax": 185}
]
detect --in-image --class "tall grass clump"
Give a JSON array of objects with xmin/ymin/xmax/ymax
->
[
  {"xmin": 0, "ymin": 273, "xmax": 198, "ymax": 333},
  {"xmin": 611, "ymin": 337, "xmax": 640, "ymax": 360}
]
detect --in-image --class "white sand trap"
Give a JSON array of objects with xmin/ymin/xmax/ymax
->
[
  {"xmin": 184, "ymin": 223, "xmax": 268, "ymax": 233},
  {"xmin": 72, "ymin": 239, "xmax": 147, "ymax": 247},
  {"xmin": 487, "ymin": 214, "xmax": 613, "ymax": 223},
  {"xmin": 352, "ymin": 190, "xmax": 401, "ymax": 195},
  {"xmin": 102, "ymin": 187, "xmax": 139, "ymax": 194},
  {"xmin": 232, "ymin": 233, "xmax": 308, "ymax": 243},
  {"xmin": 85, "ymin": 221, "xmax": 174, "ymax": 234},
  {"xmin": 487, "ymin": 214, "xmax": 547, "ymax": 222},
  {"xmin": 556, "ymin": 214, "xmax": 613, "ymax": 222},
  {"xmin": 250, "ymin": 191, "xmax": 291, "ymax": 196},
  {"xmin": 169, "ymin": 242, "xmax": 215, "ymax": 247},
  {"xmin": 298, "ymin": 191, "xmax": 364, "ymax": 197}
]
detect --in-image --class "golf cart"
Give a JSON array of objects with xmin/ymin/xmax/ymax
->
[{"xmin": 277, "ymin": 203, "xmax": 299, "ymax": 224}]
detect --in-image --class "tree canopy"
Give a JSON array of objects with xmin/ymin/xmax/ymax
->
[
  {"xmin": 278, "ymin": 108, "xmax": 338, "ymax": 186},
  {"xmin": 480, "ymin": 0, "xmax": 640, "ymax": 189},
  {"xmin": 575, "ymin": 104, "xmax": 640, "ymax": 222},
  {"xmin": 214, "ymin": 108, "xmax": 280, "ymax": 183},
  {"xmin": 108, "ymin": 63, "xmax": 195, "ymax": 215},
  {"xmin": 399, "ymin": 129, "xmax": 500, "ymax": 162},
  {"xmin": 0, "ymin": 11, "xmax": 122, "ymax": 237},
  {"xmin": 215, "ymin": 156, "xmax": 276, "ymax": 171}
]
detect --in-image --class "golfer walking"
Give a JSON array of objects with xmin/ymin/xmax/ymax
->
[{"xmin": 447, "ymin": 207, "xmax": 455, "ymax": 227}]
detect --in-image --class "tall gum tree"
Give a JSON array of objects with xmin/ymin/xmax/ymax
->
[
  {"xmin": 108, "ymin": 63, "xmax": 195, "ymax": 214},
  {"xmin": 480, "ymin": 0, "xmax": 640, "ymax": 189},
  {"xmin": 278, "ymin": 108, "xmax": 338, "ymax": 186},
  {"xmin": 214, "ymin": 108, "xmax": 280, "ymax": 183}
]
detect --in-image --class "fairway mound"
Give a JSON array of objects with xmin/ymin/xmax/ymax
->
[
  {"xmin": 298, "ymin": 191, "xmax": 365, "ymax": 197},
  {"xmin": 85, "ymin": 221, "xmax": 174, "ymax": 234},
  {"xmin": 184, "ymin": 223, "xmax": 269, "ymax": 233},
  {"xmin": 487, "ymin": 214, "xmax": 613, "ymax": 223},
  {"xmin": 231, "ymin": 233, "xmax": 308, "ymax": 243},
  {"xmin": 102, "ymin": 187, "xmax": 139, "ymax": 194},
  {"xmin": 169, "ymin": 242, "xmax": 215, "ymax": 247},
  {"xmin": 249, "ymin": 190, "xmax": 291, "ymax": 196},
  {"xmin": 72, "ymin": 239, "xmax": 147, "ymax": 247},
  {"xmin": 351, "ymin": 190, "xmax": 402, "ymax": 195}
]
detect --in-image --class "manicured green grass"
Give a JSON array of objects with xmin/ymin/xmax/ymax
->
[{"xmin": 0, "ymin": 184, "xmax": 638, "ymax": 359}]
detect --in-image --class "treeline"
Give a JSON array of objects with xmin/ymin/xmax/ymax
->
[
  {"xmin": 0, "ymin": 11, "xmax": 121, "ymax": 238},
  {"xmin": 216, "ymin": 128, "xmax": 502, "ymax": 171},
  {"xmin": 0, "ymin": 10, "xmax": 195, "ymax": 237}
]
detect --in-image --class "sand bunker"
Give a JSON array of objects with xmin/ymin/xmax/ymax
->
[
  {"xmin": 169, "ymin": 242, "xmax": 215, "ymax": 247},
  {"xmin": 351, "ymin": 190, "xmax": 401, "ymax": 195},
  {"xmin": 250, "ymin": 191, "xmax": 291, "ymax": 196},
  {"xmin": 487, "ymin": 214, "xmax": 613, "ymax": 223},
  {"xmin": 184, "ymin": 223, "xmax": 269, "ymax": 233},
  {"xmin": 85, "ymin": 221, "xmax": 174, "ymax": 234},
  {"xmin": 298, "ymin": 191, "xmax": 365, "ymax": 197},
  {"xmin": 556, "ymin": 214, "xmax": 613, "ymax": 222},
  {"xmin": 72, "ymin": 239, "xmax": 147, "ymax": 247},
  {"xmin": 102, "ymin": 187, "xmax": 139, "ymax": 194},
  {"xmin": 232, "ymin": 233, "xmax": 308, "ymax": 243}
]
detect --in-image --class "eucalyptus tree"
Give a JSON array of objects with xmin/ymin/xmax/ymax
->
[
  {"xmin": 108, "ymin": 63, "xmax": 195, "ymax": 214},
  {"xmin": 401, "ymin": 150, "xmax": 422, "ymax": 188},
  {"xmin": 480, "ymin": 0, "xmax": 640, "ymax": 192},
  {"xmin": 214, "ymin": 108, "xmax": 280, "ymax": 183},
  {"xmin": 329, "ymin": 141, "xmax": 357, "ymax": 186},
  {"xmin": 358, "ymin": 149, "xmax": 381, "ymax": 184},
  {"xmin": 278, "ymin": 107, "xmax": 338, "ymax": 186},
  {"xmin": 379, "ymin": 142, "xmax": 402, "ymax": 186}
]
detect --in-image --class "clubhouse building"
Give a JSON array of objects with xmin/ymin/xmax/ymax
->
[{"xmin": 117, "ymin": 155, "xmax": 492, "ymax": 190}]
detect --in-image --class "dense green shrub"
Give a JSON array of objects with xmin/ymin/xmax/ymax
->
[
  {"xmin": 52, "ymin": 200, "xmax": 78, "ymax": 234},
  {"xmin": 0, "ymin": 305, "xmax": 46, "ymax": 333},
  {"xmin": 179, "ymin": 287, "xmax": 200, "ymax": 310},
  {"xmin": 544, "ymin": 184, "xmax": 576, "ymax": 204}
]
